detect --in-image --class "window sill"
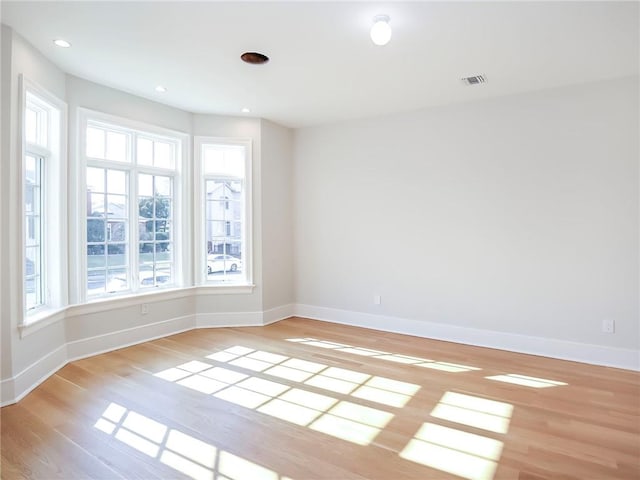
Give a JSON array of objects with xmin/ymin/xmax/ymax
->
[
  {"xmin": 18, "ymin": 284, "xmax": 256, "ymax": 337},
  {"xmin": 77, "ymin": 287, "xmax": 193, "ymax": 315},
  {"xmin": 194, "ymin": 284, "xmax": 255, "ymax": 295}
]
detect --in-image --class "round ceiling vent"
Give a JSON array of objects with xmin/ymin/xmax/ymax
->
[{"xmin": 241, "ymin": 52, "xmax": 269, "ymax": 65}]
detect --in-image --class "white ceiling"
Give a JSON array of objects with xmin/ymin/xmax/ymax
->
[{"xmin": 2, "ymin": 1, "xmax": 638, "ymax": 128}]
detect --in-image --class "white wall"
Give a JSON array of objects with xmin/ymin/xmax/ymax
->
[
  {"xmin": 1, "ymin": 25, "xmax": 14, "ymax": 389},
  {"xmin": 260, "ymin": 119, "xmax": 294, "ymax": 311},
  {"xmin": 294, "ymin": 76, "xmax": 639, "ymax": 361}
]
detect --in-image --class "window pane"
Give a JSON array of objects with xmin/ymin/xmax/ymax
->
[
  {"xmin": 106, "ymin": 268, "xmax": 128, "ymax": 293},
  {"xmin": 107, "ymin": 194, "xmax": 127, "ymax": 219},
  {"xmin": 108, "ymin": 221, "xmax": 126, "ymax": 242},
  {"xmin": 155, "ymin": 265, "xmax": 172, "ymax": 286},
  {"xmin": 24, "ymin": 154, "xmax": 43, "ymax": 310},
  {"xmin": 202, "ymin": 144, "xmax": 244, "ymax": 177},
  {"xmin": 207, "ymin": 221, "xmax": 226, "ymax": 237},
  {"xmin": 106, "ymin": 131, "xmax": 128, "ymax": 162},
  {"xmin": 26, "ymin": 216, "xmax": 40, "ymax": 247},
  {"xmin": 155, "ymin": 176, "xmax": 171, "ymax": 196},
  {"xmin": 154, "ymin": 141, "xmax": 174, "ymax": 169},
  {"xmin": 25, "ymin": 108, "xmax": 38, "ymax": 144},
  {"xmin": 139, "ymin": 199, "xmax": 154, "ymax": 221},
  {"xmin": 87, "ymin": 167, "xmax": 105, "ymax": 193},
  {"xmin": 137, "ymin": 137, "xmax": 153, "ymax": 166},
  {"xmin": 137, "ymin": 174, "xmax": 174, "ymax": 289},
  {"xmin": 139, "ymin": 173, "xmax": 153, "ymax": 196},
  {"xmin": 87, "ymin": 127, "xmax": 105, "ymax": 158},
  {"xmin": 107, "ymin": 243, "xmax": 127, "ymax": 260},
  {"xmin": 87, "ymin": 218, "xmax": 106, "ymax": 242},
  {"xmin": 107, "ymin": 170, "xmax": 127, "ymax": 194},
  {"xmin": 25, "ymin": 246, "xmax": 41, "ymax": 310},
  {"xmin": 87, "ymin": 167, "xmax": 129, "ymax": 297},
  {"xmin": 88, "ymin": 193, "xmax": 105, "ymax": 218}
]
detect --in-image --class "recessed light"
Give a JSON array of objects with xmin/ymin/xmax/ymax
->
[
  {"xmin": 241, "ymin": 52, "xmax": 269, "ymax": 65},
  {"xmin": 155, "ymin": 85, "xmax": 167, "ymax": 93},
  {"xmin": 53, "ymin": 39, "xmax": 71, "ymax": 48},
  {"xmin": 241, "ymin": 107, "xmax": 250, "ymax": 113}
]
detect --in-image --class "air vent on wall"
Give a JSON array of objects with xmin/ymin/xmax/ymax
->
[{"xmin": 461, "ymin": 75, "xmax": 486, "ymax": 86}]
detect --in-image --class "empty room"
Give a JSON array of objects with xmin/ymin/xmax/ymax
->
[{"xmin": 1, "ymin": 1, "xmax": 638, "ymax": 479}]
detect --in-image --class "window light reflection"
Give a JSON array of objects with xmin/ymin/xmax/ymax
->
[
  {"xmin": 198, "ymin": 345, "xmax": 420, "ymax": 408},
  {"xmin": 486, "ymin": 373, "xmax": 568, "ymax": 388},
  {"xmin": 286, "ymin": 337, "xmax": 481, "ymax": 373},
  {"xmin": 400, "ymin": 422, "xmax": 503, "ymax": 480},
  {"xmin": 153, "ymin": 354, "xmax": 397, "ymax": 446},
  {"xmin": 94, "ymin": 402, "xmax": 293, "ymax": 480},
  {"xmin": 431, "ymin": 392, "xmax": 513, "ymax": 434}
]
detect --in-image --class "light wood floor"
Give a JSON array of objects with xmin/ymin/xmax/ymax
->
[{"xmin": 1, "ymin": 317, "xmax": 639, "ymax": 480}]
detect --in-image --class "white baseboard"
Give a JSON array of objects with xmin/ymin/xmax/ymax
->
[
  {"xmin": 1, "ymin": 344, "xmax": 68, "ymax": 407},
  {"xmin": 294, "ymin": 304, "xmax": 640, "ymax": 371},
  {"xmin": 1, "ymin": 306, "xmax": 295, "ymax": 407},
  {"xmin": 263, "ymin": 304, "xmax": 295, "ymax": 325},
  {"xmin": 66, "ymin": 314, "xmax": 196, "ymax": 361},
  {"xmin": 196, "ymin": 311, "xmax": 264, "ymax": 328},
  {"xmin": 4, "ymin": 301, "xmax": 634, "ymax": 407}
]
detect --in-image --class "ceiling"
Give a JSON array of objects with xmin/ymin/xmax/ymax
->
[{"xmin": 2, "ymin": 1, "xmax": 638, "ymax": 128}]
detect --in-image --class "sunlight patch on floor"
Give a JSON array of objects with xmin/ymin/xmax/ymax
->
[
  {"xmin": 286, "ymin": 337, "xmax": 481, "ymax": 373},
  {"xmin": 192, "ymin": 345, "xmax": 421, "ymax": 409},
  {"xmin": 400, "ymin": 422, "xmax": 503, "ymax": 480},
  {"xmin": 94, "ymin": 402, "xmax": 292, "ymax": 480},
  {"xmin": 431, "ymin": 392, "xmax": 513, "ymax": 434},
  {"xmin": 485, "ymin": 373, "xmax": 568, "ymax": 388},
  {"xmin": 153, "ymin": 353, "xmax": 397, "ymax": 446}
]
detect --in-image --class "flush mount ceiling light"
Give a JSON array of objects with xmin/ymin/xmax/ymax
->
[
  {"xmin": 155, "ymin": 85, "xmax": 167, "ymax": 93},
  {"xmin": 241, "ymin": 52, "xmax": 269, "ymax": 65},
  {"xmin": 370, "ymin": 15, "xmax": 392, "ymax": 46},
  {"xmin": 241, "ymin": 107, "xmax": 251, "ymax": 113},
  {"xmin": 53, "ymin": 39, "xmax": 71, "ymax": 48}
]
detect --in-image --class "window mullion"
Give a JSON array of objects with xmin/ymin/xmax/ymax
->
[{"xmin": 130, "ymin": 167, "xmax": 138, "ymax": 293}]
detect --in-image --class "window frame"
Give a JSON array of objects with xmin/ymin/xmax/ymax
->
[
  {"xmin": 194, "ymin": 136, "xmax": 253, "ymax": 288},
  {"xmin": 20, "ymin": 77, "xmax": 68, "ymax": 324},
  {"xmin": 76, "ymin": 109, "xmax": 189, "ymax": 303}
]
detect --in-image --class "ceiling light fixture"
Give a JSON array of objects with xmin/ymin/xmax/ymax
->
[
  {"xmin": 241, "ymin": 107, "xmax": 251, "ymax": 113},
  {"xmin": 155, "ymin": 85, "xmax": 167, "ymax": 93},
  {"xmin": 370, "ymin": 15, "xmax": 392, "ymax": 46},
  {"xmin": 53, "ymin": 39, "xmax": 71, "ymax": 48}
]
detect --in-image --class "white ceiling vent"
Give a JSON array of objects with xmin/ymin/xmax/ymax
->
[{"xmin": 461, "ymin": 75, "xmax": 486, "ymax": 86}]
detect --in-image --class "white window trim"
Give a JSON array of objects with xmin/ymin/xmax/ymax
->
[
  {"xmin": 76, "ymin": 108, "xmax": 190, "ymax": 303},
  {"xmin": 194, "ymin": 136, "xmax": 253, "ymax": 288},
  {"xmin": 19, "ymin": 75, "xmax": 68, "ymax": 326}
]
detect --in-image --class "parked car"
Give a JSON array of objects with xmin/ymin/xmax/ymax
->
[
  {"xmin": 106, "ymin": 271, "xmax": 171, "ymax": 292},
  {"xmin": 207, "ymin": 254, "xmax": 241, "ymax": 274}
]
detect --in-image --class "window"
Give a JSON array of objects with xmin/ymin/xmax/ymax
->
[
  {"xmin": 24, "ymin": 154, "xmax": 43, "ymax": 310},
  {"xmin": 195, "ymin": 138, "xmax": 251, "ymax": 285},
  {"xmin": 22, "ymin": 84, "xmax": 65, "ymax": 318},
  {"xmin": 81, "ymin": 111, "xmax": 185, "ymax": 299}
]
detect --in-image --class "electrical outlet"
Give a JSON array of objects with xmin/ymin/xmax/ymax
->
[
  {"xmin": 141, "ymin": 303, "xmax": 149, "ymax": 315},
  {"xmin": 373, "ymin": 295, "xmax": 381, "ymax": 305},
  {"xmin": 602, "ymin": 319, "xmax": 615, "ymax": 334}
]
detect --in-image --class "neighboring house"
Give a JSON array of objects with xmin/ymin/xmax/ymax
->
[{"xmin": 205, "ymin": 181, "xmax": 242, "ymax": 257}]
